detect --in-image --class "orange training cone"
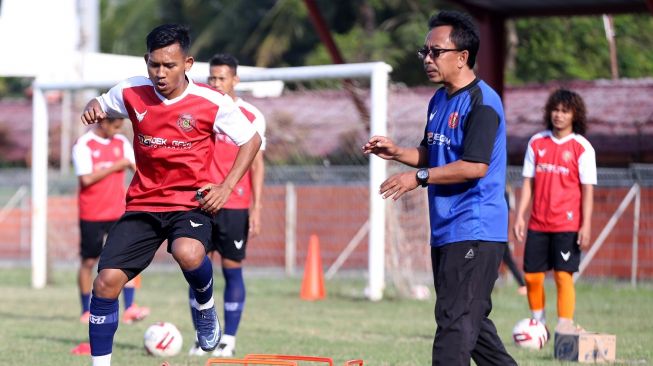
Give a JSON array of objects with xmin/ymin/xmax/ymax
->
[{"xmin": 300, "ymin": 234, "xmax": 326, "ymax": 301}]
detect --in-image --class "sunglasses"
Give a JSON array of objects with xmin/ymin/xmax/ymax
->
[{"xmin": 417, "ymin": 46, "xmax": 460, "ymax": 60}]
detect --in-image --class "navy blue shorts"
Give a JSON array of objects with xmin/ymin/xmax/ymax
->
[
  {"xmin": 79, "ymin": 220, "xmax": 117, "ymax": 259},
  {"xmin": 523, "ymin": 230, "xmax": 581, "ymax": 273},
  {"xmin": 210, "ymin": 208, "xmax": 249, "ymax": 262},
  {"xmin": 98, "ymin": 209, "xmax": 212, "ymax": 280}
]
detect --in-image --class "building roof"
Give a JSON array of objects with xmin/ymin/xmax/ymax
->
[{"xmin": 1, "ymin": 78, "xmax": 652, "ymax": 167}]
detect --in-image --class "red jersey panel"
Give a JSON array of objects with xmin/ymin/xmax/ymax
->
[
  {"xmin": 72, "ymin": 131, "xmax": 134, "ymax": 221},
  {"xmin": 96, "ymin": 77, "xmax": 257, "ymax": 212},
  {"xmin": 210, "ymin": 98, "xmax": 266, "ymax": 209},
  {"xmin": 522, "ymin": 131, "xmax": 597, "ymax": 232}
]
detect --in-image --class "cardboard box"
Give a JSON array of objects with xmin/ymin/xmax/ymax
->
[{"xmin": 554, "ymin": 332, "xmax": 616, "ymax": 363}]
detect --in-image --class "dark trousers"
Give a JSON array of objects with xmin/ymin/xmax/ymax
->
[
  {"xmin": 431, "ymin": 241, "xmax": 517, "ymax": 366},
  {"xmin": 503, "ymin": 245, "xmax": 526, "ymax": 287}
]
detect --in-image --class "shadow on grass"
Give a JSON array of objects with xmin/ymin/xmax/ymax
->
[
  {"xmin": 24, "ymin": 334, "xmax": 141, "ymax": 351},
  {"xmin": 0, "ymin": 310, "xmax": 73, "ymax": 322}
]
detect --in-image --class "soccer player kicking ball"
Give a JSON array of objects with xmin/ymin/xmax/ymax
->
[
  {"xmin": 187, "ymin": 53, "xmax": 266, "ymax": 358},
  {"xmin": 80, "ymin": 24, "xmax": 261, "ymax": 366},
  {"xmin": 513, "ymin": 88, "xmax": 596, "ymax": 335},
  {"xmin": 70, "ymin": 117, "xmax": 149, "ymax": 356}
]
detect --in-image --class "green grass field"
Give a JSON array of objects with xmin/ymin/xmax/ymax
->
[{"xmin": 0, "ymin": 268, "xmax": 651, "ymax": 366}]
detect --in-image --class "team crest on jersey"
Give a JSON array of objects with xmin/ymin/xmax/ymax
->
[
  {"xmin": 177, "ymin": 114, "xmax": 196, "ymax": 132},
  {"xmin": 448, "ymin": 112, "xmax": 459, "ymax": 129},
  {"xmin": 113, "ymin": 147, "xmax": 121, "ymax": 157},
  {"xmin": 562, "ymin": 150, "xmax": 572, "ymax": 162}
]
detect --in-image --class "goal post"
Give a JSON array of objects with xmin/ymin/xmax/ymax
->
[{"xmin": 31, "ymin": 62, "xmax": 392, "ymax": 300}]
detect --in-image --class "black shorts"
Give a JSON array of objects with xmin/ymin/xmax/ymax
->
[
  {"xmin": 210, "ymin": 209, "xmax": 249, "ymax": 262},
  {"xmin": 98, "ymin": 209, "xmax": 212, "ymax": 280},
  {"xmin": 79, "ymin": 220, "xmax": 117, "ymax": 259},
  {"xmin": 523, "ymin": 230, "xmax": 581, "ymax": 273}
]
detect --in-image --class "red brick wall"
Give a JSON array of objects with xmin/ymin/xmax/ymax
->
[{"xmin": 1, "ymin": 186, "xmax": 651, "ymax": 280}]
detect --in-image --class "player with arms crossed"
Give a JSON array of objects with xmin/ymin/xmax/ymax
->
[
  {"xmin": 188, "ymin": 53, "xmax": 267, "ymax": 357},
  {"xmin": 80, "ymin": 24, "xmax": 261, "ymax": 366},
  {"xmin": 363, "ymin": 10, "xmax": 516, "ymax": 366},
  {"xmin": 70, "ymin": 117, "xmax": 150, "ymax": 356},
  {"xmin": 513, "ymin": 89, "xmax": 596, "ymax": 334}
]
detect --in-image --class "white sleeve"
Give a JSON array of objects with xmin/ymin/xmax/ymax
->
[
  {"xmin": 95, "ymin": 79, "xmax": 133, "ymax": 118},
  {"xmin": 522, "ymin": 142, "xmax": 535, "ymax": 178},
  {"xmin": 214, "ymin": 96, "xmax": 256, "ymax": 146},
  {"xmin": 72, "ymin": 142, "xmax": 93, "ymax": 176},
  {"xmin": 250, "ymin": 107, "xmax": 267, "ymax": 151},
  {"xmin": 118, "ymin": 135, "xmax": 135, "ymax": 164},
  {"xmin": 578, "ymin": 144, "xmax": 597, "ymax": 185}
]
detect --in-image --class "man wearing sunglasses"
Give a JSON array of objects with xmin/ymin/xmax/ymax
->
[{"xmin": 363, "ymin": 10, "xmax": 516, "ymax": 366}]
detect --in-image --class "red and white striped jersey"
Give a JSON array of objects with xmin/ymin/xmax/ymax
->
[
  {"xmin": 72, "ymin": 130, "xmax": 134, "ymax": 221},
  {"xmin": 522, "ymin": 130, "xmax": 597, "ymax": 232},
  {"xmin": 95, "ymin": 76, "xmax": 257, "ymax": 212},
  {"xmin": 210, "ymin": 98, "xmax": 266, "ymax": 209}
]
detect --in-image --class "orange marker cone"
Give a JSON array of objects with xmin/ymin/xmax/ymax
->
[{"xmin": 300, "ymin": 234, "xmax": 326, "ymax": 301}]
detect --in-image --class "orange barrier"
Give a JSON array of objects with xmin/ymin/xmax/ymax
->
[
  {"xmin": 343, "ymin": 360, "xmax": 364, "ymax": 366},
  {"xmin": 246, "ymin": 354, "xmax": 333, "ymax": 365},
  {"xmin": 245, "ymin": 354, "xmax": 364, "ymax": 366},
  {"xmin": 300, "ymin": 234, "xmax": 326, "ymax": 301}
]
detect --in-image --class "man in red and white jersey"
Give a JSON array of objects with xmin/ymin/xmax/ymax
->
[
  {"xmin": 513, "ymin": 88, "xmax": 597, "ymax": 335},
  {"xmin": 187, "ymin": 53, "xmax": 266, "ymax": 358},
  {"xmin": 70, "ymin": 117, "xmax": 150, "ymax": 356},
  {"xmin": 79, "ymin": 24, "xmax": 261, "ymax": 366}
]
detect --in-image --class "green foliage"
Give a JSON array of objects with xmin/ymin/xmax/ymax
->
[
  {"xmin": 508, "ymin": 14, "xmax": 653, "ymax": 84},
  {"xmin": 97, "ymin": 2, "xmax": 653, "ymax": 86},
  {"xmin": 0, "ymin": 77, "xmax": 31, "ymax": 98},
  {"xmin": 613, "ymin": 14, "xmax": 653, "ymax": 77}
]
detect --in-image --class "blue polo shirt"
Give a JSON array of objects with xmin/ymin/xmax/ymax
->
[{"xmin": 420, "ymin": 79, "xmax": 507, "ymax": 247}]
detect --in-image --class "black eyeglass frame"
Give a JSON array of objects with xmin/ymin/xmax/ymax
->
[{"xmin": 417, "ymin": 46, "xmax": 461, "ymax": 60}]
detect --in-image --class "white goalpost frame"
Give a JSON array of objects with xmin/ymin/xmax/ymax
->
[{"xmin": 31, "ymin": 62, "xmax": 393, "ymax": 301}]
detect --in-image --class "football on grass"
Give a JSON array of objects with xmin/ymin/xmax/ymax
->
[
  {"xmin": 512, "ymin": 318, "xmax": 549, "ymax": 350},
  {"xmin": 143, "ymin": 322, "xmax": 183, "ymax": 357}
]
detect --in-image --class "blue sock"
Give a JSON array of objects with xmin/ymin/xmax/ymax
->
[
  {"xmin": 80, "ymin": 292, "xmax": 91, "ymax": 313},
  {"xmin": 222, "ymin": 267, "xmax": 245, "ymax": 336},
  {"xmin": 89, "ymin": 294, "xmax": 119, "ymax": 357},
  {"xmin": 182, "ymin": 256, "xmax": 214, "ymax": 305},
  {"xmin": 122, "ymin": 287, "xmax": 135, "ymax": 309},
  {"xmin": 188, "ymin": 286, "xmax": 198, "ymax": 333}
]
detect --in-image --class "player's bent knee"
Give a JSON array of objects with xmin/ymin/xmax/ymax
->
[
  {"xmin": 93, "ymin": 269, "xmax": 128, "ymax": 299},
  {"xmin": 171, "ymin": 238, "xmax": 206, "ymax": 269}
]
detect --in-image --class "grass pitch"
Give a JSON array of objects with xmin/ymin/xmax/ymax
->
[{"xmin": 0, "ymin": 267, "xmax": 651, "ymax": 365}]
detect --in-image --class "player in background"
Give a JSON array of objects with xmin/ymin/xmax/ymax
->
[
  {"xmin": 188, "ymin": 53, "xmax": 266, "ymax": 357},
  {"xmin": 363, "ymin": 10, "xmax": 516, "ymax": 365},
  {"xmin": 504, "ymin": 183, "xmax": 527, "ymax": 295},
  {"xmin": 513, "ymin": 88, "xmax": 596, "ymax": 334},
  {"xmin": 80, "ymin": 24, "xmax": 261, "ymax": 366},
  {"xmin": 70, "ymin": 117, "xmax": 150, "ymax": 356}
]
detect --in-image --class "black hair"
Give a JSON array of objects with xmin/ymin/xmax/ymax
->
[
  {"xmin": 146, "ymin": 24, "xmax": 191, "ymax": 54},
  {"xmin": 209, "ymin": 53, "xmax": 239, "ymax": 74},
  {"xmin": 544, "ymin": 89, "xmax": 588, "ymax": 135},
  {"xmin": 428, "ymin": 10, "xmax": 480, "ymax": 68}
]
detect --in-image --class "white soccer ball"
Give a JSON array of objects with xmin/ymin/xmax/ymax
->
[
  {"xmin": 512, "ymin": 318, "xmax": 549, "ymax": 350},
  {"xmin": 143, "ymin": 322, "xmax": 183, "ymax": 357}
]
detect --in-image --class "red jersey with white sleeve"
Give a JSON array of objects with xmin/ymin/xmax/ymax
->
[
  {"xmin": 72, "ymin": 130, "xmax": 135, "ymax": 221},
  {"xmin": 95, "ymin": 76, "xmax": 257, "ymax": 212},
  {"xmin": 522, "ymin": 130, "xmax": 597, "ymax": 232},
  {"xmin": 210, "ymin": 98, "xmax": 266, "ymax": 209}
]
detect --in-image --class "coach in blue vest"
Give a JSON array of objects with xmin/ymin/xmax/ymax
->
[{"xmin": 363, "ymin": 10, "xmax": 517, "ymax": 366}]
